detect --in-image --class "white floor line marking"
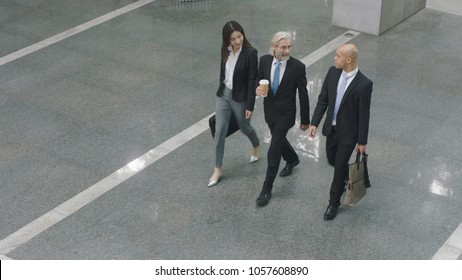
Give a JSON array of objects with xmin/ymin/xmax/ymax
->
[
  {"xmin": 432, "ymin": 223, "xmax": 462, "ymax": 260},
  {"xmin": 0, "ymin": 254, "xmax": 12, "ymax": 260},
  {"xmin": 0, "ymin": 0, "xmax": 155, "ymax": 66},
  {"xmin": 1, "ymin": 0, "xmax": 459, "ymax": 261},
  {"xmin": 0, "ymin": 113, "xmax": 214, "ymax": 255},
  {"xmin": 0, "ymin": 32, "xmax": 360, "ymax": 257}
]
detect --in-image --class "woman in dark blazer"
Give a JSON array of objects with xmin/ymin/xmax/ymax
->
[{"xmin": 208, "ymin": 21, "xmax": 260, "ymax": 187}]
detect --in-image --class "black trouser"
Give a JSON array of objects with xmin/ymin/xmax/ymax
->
[
  {"xmin": 262, "ymin": 124, "xmax": 299, "ymax": 193},
  {"xmin": 326, "ymin": 126, "xmax": 355, "ymax": 206}
]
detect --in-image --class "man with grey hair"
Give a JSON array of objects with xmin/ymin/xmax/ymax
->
[{"xmin": 255, "ymin": 31, "xmax": 310, "ymax": 207}]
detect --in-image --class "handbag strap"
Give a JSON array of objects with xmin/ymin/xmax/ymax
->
[
  {"xmin": 355, "ymin": 152, "xmax": 368, "ymax": 169},
  {"xmin": 355, "ymin": 152, "xmax": 361, "ymax": 169}
]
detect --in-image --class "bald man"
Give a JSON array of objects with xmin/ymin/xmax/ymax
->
[{"xmin": 308, "ymin": 44, "xmax": 372, "ymax": 220}]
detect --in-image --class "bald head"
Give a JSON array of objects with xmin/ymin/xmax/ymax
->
[
  {"xmin": 341, "ymin": 44, "xmax": 358, "ymax": 62},
  {"xmin": 335, "ymin": 43, "xmax": 359, "ymax": 71}
]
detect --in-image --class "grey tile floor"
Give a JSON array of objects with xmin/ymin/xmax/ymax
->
[{"xmin": 0, "ymin": 0, "xmax": 461, "ymax": 260}]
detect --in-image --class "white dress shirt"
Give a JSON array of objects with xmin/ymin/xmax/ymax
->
[
  {"xmin": 271, "ymin": 58, "xmax": 287, "ymax": 86},
  {"xmin": 332, "ymin": 66, "xmax": 359, "ymax": 125},
  {"xmin": 224, "ymin": 46, "xmax": 242, "ymax": 89}
]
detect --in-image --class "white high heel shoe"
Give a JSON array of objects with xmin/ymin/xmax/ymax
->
[
  {"xmin": 207, "ymin": 168, "xmax": 222, "ymax": 187},
  {"xmin": 208, "ymin": 177, "xmax": 220, "ymax": 187},
  {"xmin": 249, "ymin": 146, "xmax": 260, "ymax": 163}
]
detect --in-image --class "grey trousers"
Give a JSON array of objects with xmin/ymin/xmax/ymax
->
[{"xmin": 214, "ymin": 87, "xmax": 260, "ymax": 168}]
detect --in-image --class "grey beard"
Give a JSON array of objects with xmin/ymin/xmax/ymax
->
[{"xmin": 276, "ymin": 53, "xmax": 290, "ymax": 61}]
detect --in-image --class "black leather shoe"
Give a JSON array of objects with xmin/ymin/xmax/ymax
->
[
  {"xmin": 256, "ymin": 192, "xmax": 272, "ymax": 207},
  {"xmin": 323, "ymin": 205, "xmax": 339, "ymax": 220},
  {"xmin": 279, "ymin": 159, "xmax": 300, "ymax": 177}
]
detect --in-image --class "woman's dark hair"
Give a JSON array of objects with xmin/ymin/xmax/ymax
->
[{"xmin": 221, "ymin": 21, "xmax": 252, "ymax": 61}]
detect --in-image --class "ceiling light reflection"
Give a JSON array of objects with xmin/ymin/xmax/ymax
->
[{"xmin": 126, "ymin": 158, "xmax": 147, "ymax": 172}]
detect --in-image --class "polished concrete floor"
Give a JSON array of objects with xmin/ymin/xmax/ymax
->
[{"xmin": 0, "ymin": 0, "xmax": 461, "ymax": 260}]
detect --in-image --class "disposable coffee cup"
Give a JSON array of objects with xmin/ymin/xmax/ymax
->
[{"xmin": 259, "ymin": 79, "xmax": 269, "ymax": 97}]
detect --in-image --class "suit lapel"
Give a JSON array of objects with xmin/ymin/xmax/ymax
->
[
  {"xmin": 330, "ymin": 68, "xmax": 342, "ymax": 103},
  {"xmin": 339, "ymin": 71, "xmax": 362, "ymax": 107},
  {"xmin": 267, "ymin": 56, "xmax": 275, "ymax": 84},
  {"xmin": 277, "ymin": 57, "xmax": 292, "ymax": 88},
  {"xmin": 265, "ymin": 56, "xmax": 274, "ymax": 90},
  {"xmin": 233, "ymin": 47, "xmax": 245, "ymax": 76}
]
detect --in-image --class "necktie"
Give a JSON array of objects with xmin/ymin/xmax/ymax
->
[
  {"xmin": 333, "ymin": 72, "xmax": 348, "ymax": 123},
  {"xmin": 272, "ymin": 61, "xmax": 281, "ymax": 95}
]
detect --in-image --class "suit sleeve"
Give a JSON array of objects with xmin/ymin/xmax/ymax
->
[
  {"xmin": 246, "ymin": 48, "xmax": 258, "ymax": 111},
  {"xmin": 310, "ymin": 67, "xmax": 332, "ymax": 127},
  {"xmin": 358, "ymin": 80, "xmax": 372, "ymax": 145},
  {"xmin": 256, "ymin": 55, "xmax": 268, "ymax": 89},
  {"xmin": 216, "ymin": 60, "xmax": 225, "ymax": 96},
  {"xmin": 297, "ymin": 63, "xmax": 310, "ymax": 125}
]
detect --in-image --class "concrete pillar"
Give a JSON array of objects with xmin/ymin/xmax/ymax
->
[{"xmin": 332, "ymin": 0, "xmax": 426, "ymax": 36}]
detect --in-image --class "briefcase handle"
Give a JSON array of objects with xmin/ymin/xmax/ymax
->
[{"xmin": 355, "ymin": 152, "xmax": 368, "ymax": 169}]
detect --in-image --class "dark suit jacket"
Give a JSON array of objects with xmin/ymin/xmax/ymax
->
[
  {"xmin": 256, "ymin": 54, "xmax": 310, "ymax": 130},
  {"xmin": 311, "ymin": 66, "xmax": 372, "ymax": 145},
  {"xmin": 216, "ymin": 45, "xmax": 258, "ymax": 111}
]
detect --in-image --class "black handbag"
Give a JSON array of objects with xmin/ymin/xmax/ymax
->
[{"xmin": 209, "ymin": 111, "xmax": 239, "ymax": 138}]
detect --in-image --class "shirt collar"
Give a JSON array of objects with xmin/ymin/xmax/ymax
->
[
  {"xmin": 228, "ymin": 45, "xmax": 242, "ymax": 55},
  {"xmin": 343, "ymin": 66, "xmax": 359, "ymax": 79},
  {"xmin": 272, "ymin": 57, "xmax": 288, "ymax": 67}
]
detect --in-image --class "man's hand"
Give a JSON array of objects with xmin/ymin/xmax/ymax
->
[
  {"xmin": 308, "ymin": 125, "xmax": 317, "ymax": 138},
  {"xmin": 256, "ymin": 86, "xmax": 264, "ymax": 97},
  {"xmin": 300, "ymin": 124, "xmax": 309, "ymax": 131},
  {"xmin": 357, "ymin": 144, "xmax": 366, "ymax": 154}
]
